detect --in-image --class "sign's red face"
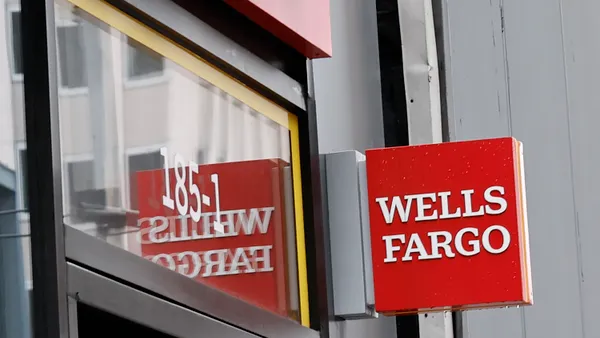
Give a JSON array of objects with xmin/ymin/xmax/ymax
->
[
  {"xmin": 135, "ymin": 159, "xmax": 297, "ymax": 319},
  {"xmin": 365, "ymin": 137, "xmax": 532, "ymax": 314}
]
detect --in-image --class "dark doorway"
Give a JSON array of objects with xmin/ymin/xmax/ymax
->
[{"xmin": 77, "ymin": 302, "xmax": 176, "ymax": 338}]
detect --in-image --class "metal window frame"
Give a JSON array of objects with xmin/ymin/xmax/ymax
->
[
  {"xmin": 65, "ymin": 226, "xmax": 318, "ymax": 338},
  {"xmin": 303, "ymin": 60, "xmax": 331, "ymax": 335},
  {"xmin": 20, "ymin": 0, "xmax": 70, "ymax": 337},
  {"xmin": 67, "ymin": 262, "xmax": 258, "ymax": 338},
  {"xmin": 115, "ymin": 0, "xmax": 306, "ymax": 111}
]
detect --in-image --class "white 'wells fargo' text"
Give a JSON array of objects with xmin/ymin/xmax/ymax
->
[
  {"xmin": 138, "ymin": 207, "xmax": 275, "ymax": 278},
  {"xmin": 376, "ymin": 186, "xmax": 512, "ymax": 263}
]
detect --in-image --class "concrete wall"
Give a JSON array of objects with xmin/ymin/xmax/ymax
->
[
  {"xmin": 437, "ymin": 0, "xmax": 600, "ymax": 337},
  {"xmin": 312, "ymin": 0, "xmax": 396, "ymax": 336}
]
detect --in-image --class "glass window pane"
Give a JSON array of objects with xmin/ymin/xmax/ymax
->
[
  {"xmin": 57, "ymin": 2, "xmax": 304, "ymax": 323},
  {"xmin": 0, "ymin": 1, "xmax": 32, "ymax": 337}
]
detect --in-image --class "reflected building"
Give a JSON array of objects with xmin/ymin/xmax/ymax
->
[{"xmin": 0, "ymin": 0, "xmax": 31, "ymax": 337}]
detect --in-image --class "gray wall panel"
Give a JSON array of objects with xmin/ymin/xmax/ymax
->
[
  {"xmin": 441, "ymin": 0, "xmax": 510, "ymax": 141},
  {"xmin": 437, "ymin": 0, "xmax": 523, "ymax": 337},
  {"xmin": 439, "ymin": 0, "xmax": 599, "ymax": 337},
  {"xmin": 560, "ymin": 1, "xmax": 600, "ymax": 337},
  {"xmin": 502, "ymin": 0, "xmax": 584, "ymax": 337},
  {"xmin": 312, "ymin": 0, "xmax": 385, "ymax": 154},
  {"xmin": 312, "ymin": 0, "xmax": 394, "ymax": 336}
]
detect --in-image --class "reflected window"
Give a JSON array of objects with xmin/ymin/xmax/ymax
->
[
  {"xmin": 8, "ymin": 9, "xmax": 23, "ymax": 78},
  {"xmin": 18, "ymin": 148, "xmax": 28, "ymax": 209},
  {"xmin": 196, "ymin": 150, "xmax": 206, "ymax": 165},
  {"xmin": 67, "ymin": 160, "xmax": 95, "ymax": 209},
  {"xmin": 1, "ymin": 2, "xmax": 33, "ymax": 336},
  {"xmin": 127, "ymin": 150, "xmax": 162, "ymax": 210},
  {"xmin": 66, "ymin": 159, "xmax": 122, "ymax": 229},
  {"xmin": 68, "ymin": 160, "xmax": 94, "ymax": 193},
  {"xmin": 57, "ymin": 21, "xmax": 87, "ymax": 89},
  {"xmin": 126, "ymin": 37, "xmax": 164, "ymax": 80}
]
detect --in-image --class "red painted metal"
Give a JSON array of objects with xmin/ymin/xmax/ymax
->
[{"xmin": 225, "ymin": 0, "xmax": 332, "ymax": 58}]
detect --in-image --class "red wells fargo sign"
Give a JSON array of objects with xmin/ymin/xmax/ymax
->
[{"xmin": 365, "ymin": 137, "xmax": 533, "ymax": 314}]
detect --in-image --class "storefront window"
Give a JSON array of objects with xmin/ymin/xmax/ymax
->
[
  {"xmin": 0, "ymin": 0, "xmax": 32, "ymax": 337},
  {"xmin": 56, "ymin": 0, "xmax": 308, "ymax": 325}
]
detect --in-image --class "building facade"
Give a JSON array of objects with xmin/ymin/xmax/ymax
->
[
  {"xmin": 1, "ymin": 0, "xmax": 598, "ymax": 337},
  {"xmin": 437, "ymin": 0, "xmax": 600, "ymax": 338}
]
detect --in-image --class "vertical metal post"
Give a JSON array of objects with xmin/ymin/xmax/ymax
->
[
  {"xmin": 68, "ymin": 296, "xmax": 79, "ymax": 338},
  {"xmin": 20, "ymin": 0, "xmax": 70, "ymax": 337},
  {"xmin": 397, "ymin": 0, "xmax": 443, "ymax": 146},
  {"xmin": 396, "ymin": 0, "xmax": 452, "ymax": 337},
  {"xmin": 305, "ymin": 59, "xmax": 331, "ymax": 336}
]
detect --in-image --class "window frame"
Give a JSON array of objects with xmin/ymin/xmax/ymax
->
[
  {"xmin": 64, "ymin": 0, "xmax": 315, "ymax": 335},
  {"xmin": 6, "ymin": 3, "xmax": 23, "ymax": 82}
]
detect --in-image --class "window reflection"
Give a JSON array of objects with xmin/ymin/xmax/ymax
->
[
  {"xmin": 126, "ymin": 37, "xmax": 164, "ymax": 80},
  {"xmin": 57, "ymin": 20, "xmax": 87, "ymax": 89},
  {"xmin": 1, "ymin": 0, "xmax": 32, "ymax": 337},
  {"xmin": 9, "ymin": 9, "xmax": 22, "ymax": 77},
  {"xmin": 57, "ymin": 2, "xmax": 301, "ymax": 322}
]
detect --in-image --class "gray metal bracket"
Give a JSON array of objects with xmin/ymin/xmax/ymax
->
[{"xmin": 323, "ymin": 150, "xmax": 377, "ymax": 320}]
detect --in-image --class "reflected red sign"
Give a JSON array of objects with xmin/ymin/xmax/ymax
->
[
  {"xmin": 135, "ymin": 159, "xmax": 295, "ymax": 317},
  {"xmin": 366, "ymin": 137, "xmax": 533, "ymax": 314}
]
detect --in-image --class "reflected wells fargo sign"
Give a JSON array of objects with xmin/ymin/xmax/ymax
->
[
  {"xmin": 134, "ymin": 159, "xmax": 296, "ymax": 318},
  {"xmin": 365, "ymin": 137, "xmax": 533, "ymax": 314}
]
